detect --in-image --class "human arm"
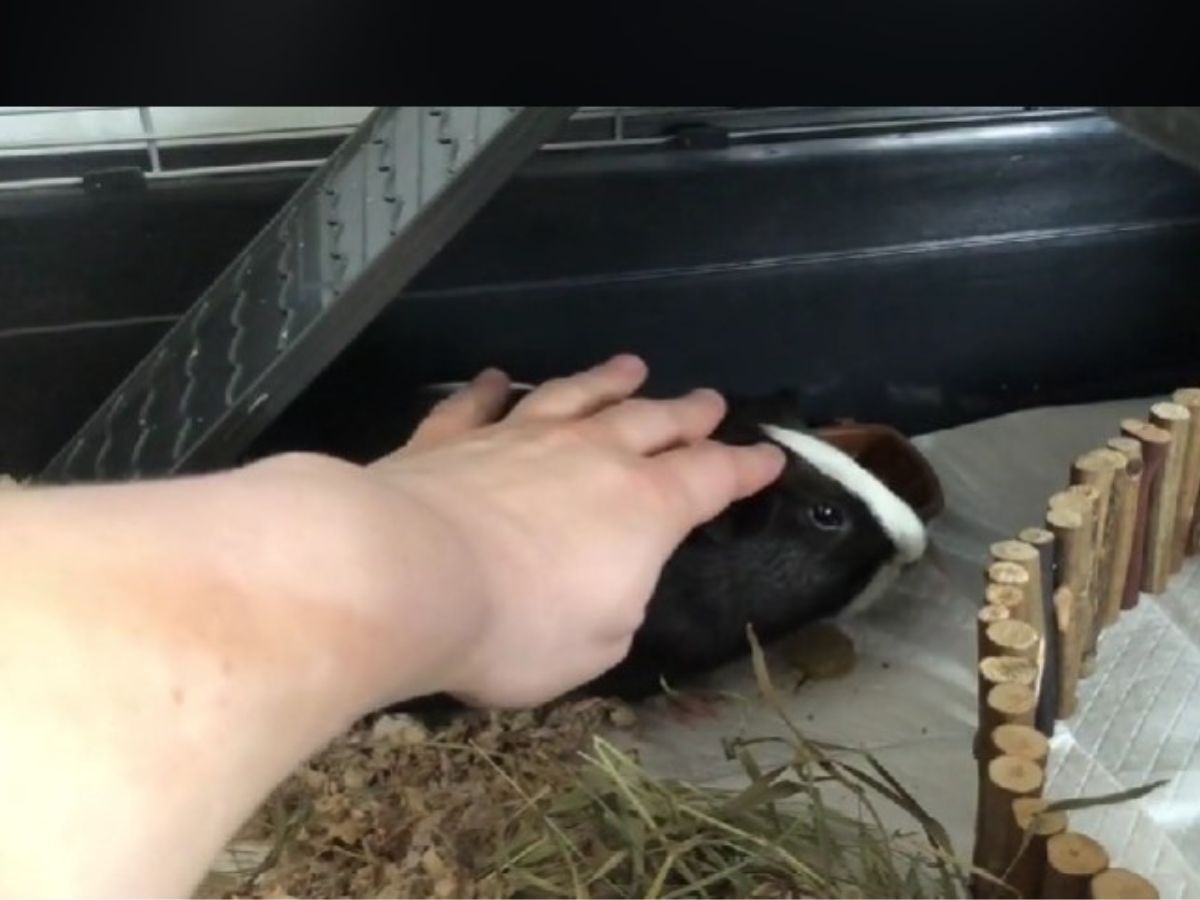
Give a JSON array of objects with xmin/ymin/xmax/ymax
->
[{"xmin": 0, "ymin": 354, "xmax": 784, "ymax": 897}]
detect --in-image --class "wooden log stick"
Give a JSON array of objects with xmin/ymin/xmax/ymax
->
[
  {"xmin": 1050, "ymin": 486, "xmax": 1098, "ymax": 514},
  {"xmin": 988, "ymin": 561, "xmax": 1032, "ymax": 589},
  {"xmin": 1120, "ymin": 420, "xmax": 1170, "ymax": 605},
  {"xmin": 984, "ymin": 564, "xmax": 1032, "ymax": 628},
  {"xmin": 1053, "ymin": 585, "xmax": 1080, "ymax": 719},
  {"xmin": 978, "ymin": 604, "xmax": 1012, "ymax": 658},
  {"xmin": 1007, "ymin": 798, "xmax": 1068, "ymax": 900},
  {"xmin": 977, "ymin": 655, "xmax": 1039, "ymax": 758},
  {"xmin": 1019, "ymin": 526, "xmax": 1059, "ymax": 736},
  {"xmin": 1145, "ymin": 402, "xmax": 1189, "ymax": 592},
  {"xmin": 1071, "ymin": 448, "xmax": 1128, "ymax": 647},
  {"xmin": 987, "ymin": 583, "xmax": 1028, "ymax": 615},
  {"xmin": 1171, "ymin": 387, "xmax": 1200, "ymax": 569},
  {"xmin": 985, "ymin": 682, "xmax": 1037, "ymax": 731},
  {"xmin": 1108, "ymin": 435, "xmax": 1143, "ymax": 460},
  {"xmin": 979, "ymin": 655, "xmax": 1039, "ymax": 693},
  {"xmin": 984, "ymin": 619, "xmax": 1040, "ymax": 665},
  {"xmin": 1062, "ymin": 485, "xmax": 1102, "ymax": 676},
  {"xmin": 1101, "ymin": 452, "xmax": 1143, "ymax": 627},
  {"xmin": 975, "ymin": 755, "xmax": 1044, "ymax": 889},
  {"xmin": 1108, "ymin": 435, "xmax": 1143, "ymax": 463},
  {"xmin": 989, "ymin": 723, "xmax": 1050, "ymax": 766},
  {"xmin": 1067, "ymin": 482, "xmax": 1102, "ymax": 508},
  {"xmin": 977, "ymin": 713, "xmax": 1047, "ymax": 892},
  {"xmin": 976, "ymin": 726, "xmax": 1045, "ymax": 895},
  {"xmin": 1043, "ymin": 832, "xmax": 1109, "ymax": 900},
  {"xmin": 988, "ymin": 562, "xmax": 1032, "ymax": 623},
  {"xmin": 1089, "ymin": 867, "xmax": 1160, "ymax": 899},
  {"xmin": 991, "ymin": 540, "xmax": 1042, "ymax": 634},
  {"xmin": 1048, "ymin": 504, "xmax": 1089, "ymax": 712},
  {"xmin": 1018, "ymin": 526, "xmax": 1055, "ymax": 590}
]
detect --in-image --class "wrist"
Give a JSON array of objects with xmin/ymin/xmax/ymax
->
[
  {"xmin": 0, "ymin": 455, "xmax": 488, "ymax": 896},
  {"xmin": 230, "ymin": 452, "xmax": 490, "ymax": 711}
]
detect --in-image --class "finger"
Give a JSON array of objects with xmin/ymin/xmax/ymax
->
[
  {"xmin": 508, "ymin": 354, "xmax": 647, "ymax": 422},
  {"xmin": 647, "ymin": 440, "xmax": 786, "ymax": 531},
  {"xmin": 405, "ymin": 368, "xmax": 511, "ymax": 450},
  {"xmin": 587, "ymin": 389, "xmax": 727, "ymax": 455}
]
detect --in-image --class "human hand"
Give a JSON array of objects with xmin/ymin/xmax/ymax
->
[
  {"xmin": 0, "ymin": 355, "xmax": 783, "ymax": 898},
  {"xmin": 360, "ymin": 354, "xmax": 785, "ymax": 708},
  {"xmin": 399, "ymin": 366, "xmax": 515, "ymax": 453}
]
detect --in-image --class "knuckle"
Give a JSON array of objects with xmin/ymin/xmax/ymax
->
[
  {"xmin": 539, "ymin": 419, "xmax": 597, "ymax": 454},
  {"xmin": 632, "ymin": 459, "xmax": 681, "ymax": 508},
  {"xmin": 517, "ymin": 381, "xmax": 568, "ymax": 413}
]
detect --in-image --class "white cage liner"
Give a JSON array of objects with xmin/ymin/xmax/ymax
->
[{"xmin": 620, "ymin": 396, "xmax": 1200, "ymax": 899}]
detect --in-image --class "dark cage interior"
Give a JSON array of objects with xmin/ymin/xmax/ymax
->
[{"xmin": 3, "ymin": 107, "xmax": 1200, "ymax": 478}]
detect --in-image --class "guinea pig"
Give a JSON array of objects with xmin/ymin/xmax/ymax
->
[{"xmin": 390, "ymin": 382, "xmax": 927, "ymax": 707}]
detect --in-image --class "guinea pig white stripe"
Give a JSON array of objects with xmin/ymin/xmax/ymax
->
[{"xmin": 758, "ymin": 424, "xmax": 928, "ymax": 564}]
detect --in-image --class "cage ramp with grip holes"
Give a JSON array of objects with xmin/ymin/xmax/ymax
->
[{"xmin": 38, "ymin": 107, "xmax": 575, "ymax": 484}]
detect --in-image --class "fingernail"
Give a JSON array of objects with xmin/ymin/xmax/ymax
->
[
  {"xmin": 691, "ymin": 387, "xmax": 725, "ymax": 404},
  {"xmin": 473, "ymin": 367, "xmax": 507, "ymax": 385},
  {"xmin": 607, "ymin": 353, "xmax": 647, "ymax": 374}
]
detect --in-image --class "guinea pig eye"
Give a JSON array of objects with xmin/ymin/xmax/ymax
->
[{"xmin": 808, "ymin": 503, "xmax": 845, "ymax": 531}]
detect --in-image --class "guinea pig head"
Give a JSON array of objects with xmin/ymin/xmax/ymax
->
[{"xmin": 697, "ymin": 416, "xmax": 928, "ymax": 625}]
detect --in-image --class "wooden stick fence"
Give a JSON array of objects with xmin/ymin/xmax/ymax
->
[{"xmin": 966, "ymin": 390, "xmax": 1200, "ymax": 898}]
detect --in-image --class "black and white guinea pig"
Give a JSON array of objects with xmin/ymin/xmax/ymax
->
[{"xmin": 393, "ymin": 381, "xmax": 928, "ymax": 705}]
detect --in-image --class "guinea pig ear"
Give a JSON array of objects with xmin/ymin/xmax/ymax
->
[
  {"xmin": 728, "ymin": 389, "xmax": 810, "ymax": 432},
  {"xmin": 710, "ymin": 410, "xmax": 773, "ymax": 448},
  {"xmin": 763, "ymin": 388, "xmax": 809, "ymax": 430}
]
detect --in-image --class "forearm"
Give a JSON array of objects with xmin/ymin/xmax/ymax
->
[
  {"xmin": 0, "ymin": 455, "xmax": 476, "ymax": 897},
  {"xmin": 0, "ymin": 353, "xmax": 782, "ymax": 897}
]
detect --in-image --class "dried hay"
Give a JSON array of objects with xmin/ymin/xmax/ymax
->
[{"xmin": 199, "ymin": 629, "xmax": 969, "ymax": 898}]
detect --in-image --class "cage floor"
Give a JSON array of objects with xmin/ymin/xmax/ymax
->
[{"xmin": 621, "ymin": 396, "xmax": 1200, "ymax": 897}]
